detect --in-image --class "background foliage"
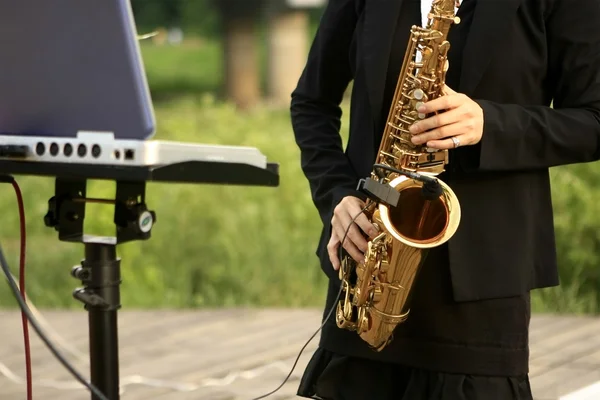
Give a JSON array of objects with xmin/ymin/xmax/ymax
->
[
  {"xmin": 131, "ymin": 0, "xmax": 219, "ymax": 37},
  {"xmin": 0, "ymin": 1, "xmax": 599, "ymax": 314}
]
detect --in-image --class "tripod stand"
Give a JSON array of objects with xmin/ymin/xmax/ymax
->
[
  {"xmin": 44, "ymin": 178, "xmax": 155, "ymax": 400},
  {"xmin": 0, "ymin": 154, "xmax": 279, "ymax": 400}
]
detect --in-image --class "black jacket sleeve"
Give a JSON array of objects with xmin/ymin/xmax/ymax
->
[
  {"xmin": 466, "ymin": 0, "xmax": 600, "ymax": 172},
  {"xmin": 290, "ymin": 0, "xmax": 363, "ymax": 226}
]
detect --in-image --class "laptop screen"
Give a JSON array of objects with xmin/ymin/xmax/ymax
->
[{"xmin": 0, "ymin": 0, "xmax": 156, "ymax": 140}]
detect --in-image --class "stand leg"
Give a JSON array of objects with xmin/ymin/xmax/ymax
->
[
  {"xmin": 73, "ymin": 242, "xmax": 121, "ymax": 400},
  {"xmin": 89, "ymin": 308, "xmax": 119, "ymax": 400}
]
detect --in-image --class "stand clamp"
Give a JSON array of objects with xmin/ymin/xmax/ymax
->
[{"xmin": 43, "ymin": 177, "xmax": 157, "ymax": 400}]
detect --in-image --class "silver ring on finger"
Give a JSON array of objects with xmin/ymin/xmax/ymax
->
[{"xmin": 451, "ymin": 136, "xmax": 461, "ymax": 148}]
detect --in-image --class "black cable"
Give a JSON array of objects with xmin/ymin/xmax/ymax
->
[
  {"xmin": 250, "ymin": 203, "xmax": 370, "ymax": 400},
  {"xmin": 372, "ymin": 163, "xmax": 438, "ymax": 184},
  {"xmin": 0, "ymin": 180, "xmax": 110, "ymax": 400}
]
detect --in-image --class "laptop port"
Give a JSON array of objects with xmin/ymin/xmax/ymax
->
[{"xmin": 124, "ymin": 149, "xmax": 135, "ymax": 160}]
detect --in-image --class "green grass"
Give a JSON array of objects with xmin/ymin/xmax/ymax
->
[
  {"xmin": 0, "ymin": 94, "xmax": 330, "ymax": 309},
  {"xmin": 1, "ymin": 39, "xmax": 600, "ymax": 315},
  {"xmin": 140, "ymin": 40, "xmax": 223, "ymax": 100}
]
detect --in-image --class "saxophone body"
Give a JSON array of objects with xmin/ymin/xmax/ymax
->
[{"xmin": 335, "ymin": 0, "xmax": 462, "ymax": 351}]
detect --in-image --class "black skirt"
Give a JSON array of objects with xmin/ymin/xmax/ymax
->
[
  {"xmin": 297, "ymin": 348, "xmax": 533, "ymax": 400},
  {"xmin": 298, "ymin": 245, "xmax": 533, "ymax": 400}
]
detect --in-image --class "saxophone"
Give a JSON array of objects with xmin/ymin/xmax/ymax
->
[{"xmin": 335, "ymin": 0, "xmax": 462, "ymax": 351}]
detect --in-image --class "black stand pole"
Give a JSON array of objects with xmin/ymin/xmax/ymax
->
[
  {"xmin": 44, "ymin": 178, "xmax": 155, "ymax": 400},
  {"xmin": 72, "ymin": 242, "xmax": 121, "ymax": 400}
]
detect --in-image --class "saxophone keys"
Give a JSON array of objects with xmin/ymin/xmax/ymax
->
[
  {"xmin": 371, "ymin": 285, "xmax": 383, "ymax": 303},
  {"xmin": 443, "ymin": 59, "xmax": 450, "ymax": 73},
  {"xmin": 344, "ymin": 302, "xmax": 354, "ymax": 320},
  {"xmin": 336, "ymin": 302, "xmax": 354, "ymax": 329},
  {"xmin": 356, "ymin": 307, "xmax": 371, "ymax": 334},
  {"xmin": 372, "ymin": 223, "xmax": 381, "ymax": 234}
]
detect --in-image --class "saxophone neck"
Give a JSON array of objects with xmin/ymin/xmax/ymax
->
[
  {"xmin": 429, "ymin": 0, "xmax": 461, "ymax": 18},
  {"xmin": 427, "ymin": 0, "xmax": 461, "ymax": 31}
]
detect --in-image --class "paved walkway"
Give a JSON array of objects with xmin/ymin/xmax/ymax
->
[{"xmin": 1, "ymin": 309, "xmax": 600, "ymax": 399}]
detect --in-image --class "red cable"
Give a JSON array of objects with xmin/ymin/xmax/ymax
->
[{"xmin": 11, "ymin": 179, "xmax": 33, "ymax": 400}]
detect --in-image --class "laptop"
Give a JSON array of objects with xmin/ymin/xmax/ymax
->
[
  {"xmin": 0, "ymin": 0, "xmax": 269, "ymax": 170},
  {"xmin": 0, "ymin": 0, "xmax": 155, "ymax": 140}
]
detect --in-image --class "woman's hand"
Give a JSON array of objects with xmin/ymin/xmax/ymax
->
[
  {"xmin": 409, "ymin": 85, "xmax": 484, "ymax": 150},
  {"xmin": 328, "ymin": 196, "xmax": 379, "ymax": 270}
]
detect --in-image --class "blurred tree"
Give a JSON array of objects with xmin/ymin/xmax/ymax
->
[
  {"xmin": 131, "ymin": 0, "xmax": 220, "ymax": 39},
  {"xmin": 129, "ymin": 0, "xmax": 325, "ymax": 40},
  {"xmin": 180, "ymin": 0, "xmax": 220, "ymax": 38},
  {"xmin": 130, "ymin": 0, "xmax": 175, "ymax": 28}
]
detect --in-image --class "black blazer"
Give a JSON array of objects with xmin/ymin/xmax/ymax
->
[{"xmin": 291, "ymin": 0, "xmax": 600, "ymax": 302}]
